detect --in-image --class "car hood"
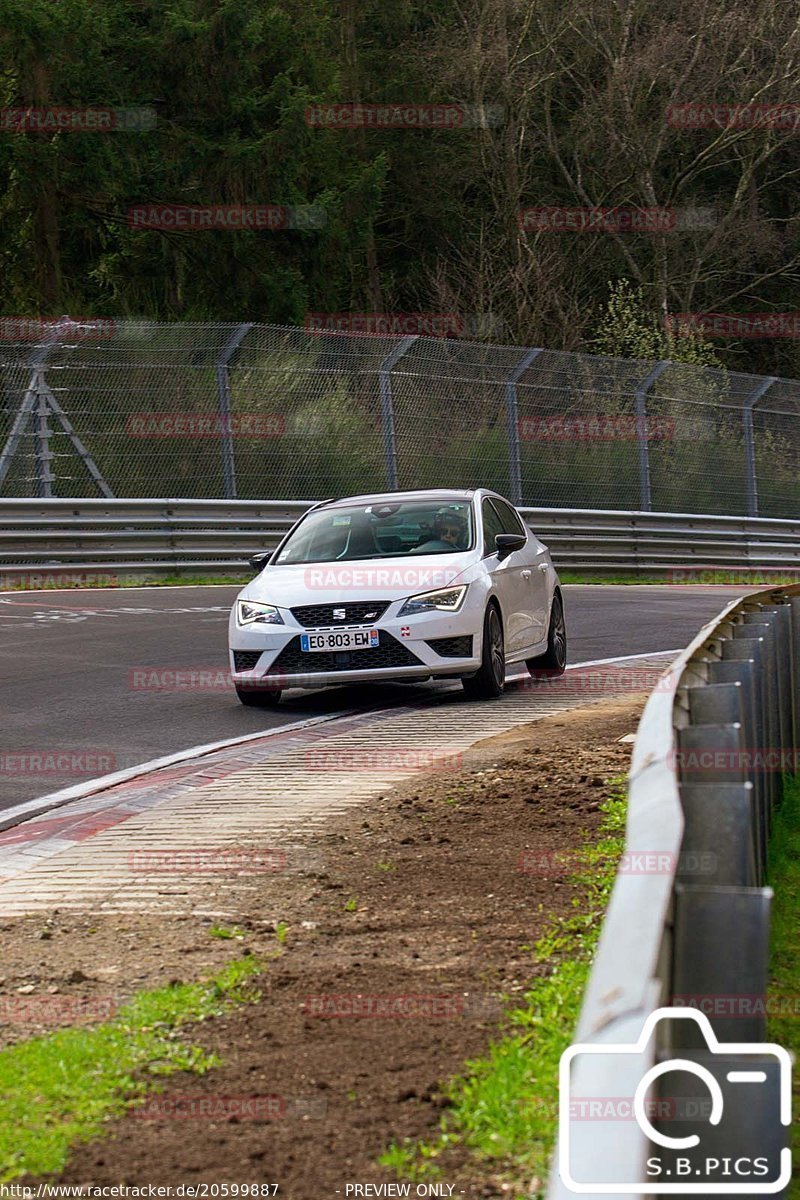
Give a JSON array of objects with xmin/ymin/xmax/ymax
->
[{"xmin": 240, "ymin": 551, "xmax": 479, "ymax": 608}]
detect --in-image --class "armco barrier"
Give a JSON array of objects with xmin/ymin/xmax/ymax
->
[
  {"xmin": 2, "ymin": 499, "xmax": 800, "ymax": 577},
  {"xmin": 547, "ymin": 584, "xmax": 797, "ymax": 1197}
]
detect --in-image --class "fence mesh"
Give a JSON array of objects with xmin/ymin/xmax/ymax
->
[{"xmin": 1, "ymin": 318, "xmax": 799, "ymax": 517}]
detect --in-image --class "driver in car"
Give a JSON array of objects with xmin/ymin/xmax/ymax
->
[{"xmin": 411, "ymin": 510, "xmax": 467, "ymax": 554}]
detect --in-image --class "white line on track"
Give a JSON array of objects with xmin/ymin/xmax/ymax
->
[{"xmin": 0, "ymin": 648, "xmax": 680, "ymax": 834}]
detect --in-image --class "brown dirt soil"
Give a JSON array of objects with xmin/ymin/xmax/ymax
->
[{"xmin": 18, "ymin": 695, "xmax": 645, "ymax": 1198}]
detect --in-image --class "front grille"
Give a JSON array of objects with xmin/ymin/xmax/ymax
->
[
  {"xmin": 426, "ymin": 635, "xmax": 474, "ymax": 658},
  {"xmin": 290, "ymin": 601, "xmax": 391, "ymax": 628},
  {"xmin": 233, "ymin": 650, "xmax": 262, "ymax": 671},
  {"xmin": 271, "ymin": 633, "xmax": 422, "ymax": 675}
]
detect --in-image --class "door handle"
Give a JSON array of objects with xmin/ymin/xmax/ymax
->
[
  {"xmin": 520, "ymin": 569, "xmax": 532, "ymax": 580},
  {"xmin": 537, "ymin": 562, "xmax": 549, "ymax": 573}
]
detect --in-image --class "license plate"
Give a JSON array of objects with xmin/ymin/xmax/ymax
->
[{"xmin": 300, "ymin": 629, "xmax": 379, "ymax": 653}]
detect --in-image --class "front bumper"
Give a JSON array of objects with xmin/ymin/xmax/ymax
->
[{"xmin": 229, "ymin": 601, "xmax": 484, "ymax": 689}]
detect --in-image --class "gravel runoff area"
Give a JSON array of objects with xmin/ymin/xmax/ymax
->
[{"xmin": 0, "ymin": 693, "xmax": 648, "ymax": 1198}]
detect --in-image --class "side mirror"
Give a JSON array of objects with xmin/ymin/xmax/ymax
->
[
  {"xmin": 495, "ymin": 533, "xmax": 527, "ymax": 561},
  {"xmin": 249, "ymin": 550, "xmax": 272, "ymax": 572}
]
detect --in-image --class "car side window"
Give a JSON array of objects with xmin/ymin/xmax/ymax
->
[
  {"xmin": 492, "ymin": 497, "xmax": 528, "ymax": 538},
  {"xmin": 482, "ymin": 498, "xmax": 505, "ymax": 555}
]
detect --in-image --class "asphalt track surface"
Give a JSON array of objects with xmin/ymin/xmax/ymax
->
[{"xmin": 0, "ymin": 583, "xmax": 752, "ymax": 810}]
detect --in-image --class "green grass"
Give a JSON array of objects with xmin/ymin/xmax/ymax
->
[
  {"xmin": 208, "ymin": 923, "xmax": 246, "ymax": 940},
  {"xmin": 766, "ymin": 773, "xmax": 800, "ymax": 1199},
  {"xmin": 126, "ymin": 574, "xmax": 251, "ymax": 588},
  {"xmin": 6, "ymin": 569, "xmax": 789, "ymax": 594},
  {"xmin": 4, "ymin": 570, "xmax": 784, "ymax": 593},
  {"xmin": 379, "ymin": 785, "xmax": 628, "ymax": 1197},
  {"xmin": 0, "ymin": 957, "xmax": 261, "ymax": 1181},
  {"xmin": 558, "ymin": 573, "xmax": 670, "ymax": 585}
]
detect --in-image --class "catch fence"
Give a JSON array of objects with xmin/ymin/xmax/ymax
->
[{"xmin": 1, "ymin": 318, "xmax": 799, "ymax": 517}]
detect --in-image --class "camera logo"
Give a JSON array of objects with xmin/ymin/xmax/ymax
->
[{"xmin": 559, "ymin": 1007, "xmax": 792, "ymax": 1193}]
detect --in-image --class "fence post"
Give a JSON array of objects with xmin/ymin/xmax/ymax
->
[
  {"xmin": 215, "ymin": 322, "xmax": 254, "ymax": 500},
  {"xmin": 742, "ymin": 377, "xmax": 776, "ymax": 518},
  {"xmin": 0, "ymin": 376, "xmax": 38, "ymax": 493},
  {"xmin": 634, "ymin": 360, "xmax": 670, "ymax": 511},
  {"xmin": 506, "ymin": 347, "xmax": 543, "ymax": 506},
  {"xmin": 34, "ymin": 378, "xmax": 54, "ymax": 497},
  {"xmin": 378, "ymin": 335, "xmax": 418, "ymax": 490}
]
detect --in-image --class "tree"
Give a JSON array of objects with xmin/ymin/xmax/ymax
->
[{"xmin": 591, "ymin": 279, "xmax": 725, "ymax": 367}]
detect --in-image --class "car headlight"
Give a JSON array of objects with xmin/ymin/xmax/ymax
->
[
  {"xmin": 236, "ymin": 599, "xmax": 284, "ymax": 626},
  {"xmin": 398, "ymin": 585, "xmax": 467, "ymax": 617}
]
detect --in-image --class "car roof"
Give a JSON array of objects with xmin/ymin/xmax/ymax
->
[{"xmin": 320, "ymin": 489, "xmax": 479, "ymax": 509}]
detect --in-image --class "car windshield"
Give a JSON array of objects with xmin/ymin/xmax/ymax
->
[{"xmin": 273, "ymin": 500, "xmax": 475, "ymax": 564}]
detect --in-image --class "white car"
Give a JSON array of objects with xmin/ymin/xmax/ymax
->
[{"xmin": 228, "ymin": 488, "xmax": 566, "ymax": 705}]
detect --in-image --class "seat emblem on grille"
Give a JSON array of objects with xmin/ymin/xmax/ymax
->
[{"xmin": 333, "ymin": 608, "xmax": 346, "ymax": 620}]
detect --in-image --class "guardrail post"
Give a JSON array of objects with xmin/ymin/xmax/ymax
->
[
  {"xmin": 506, "ymin": 347, "xmax": 543, "ymax": 506},
  {"xmin": 633, "ymin": 361, "xmax": 670, "ymax": 511},
  {"xmin": 215, "ymin": 322, "xmax": 254, "ymax": 500},
  {"xmin": 377, "ymin": 336, "xmax": 418, "ymax": 490},
  {"xmin": 742, "ymin": 377, "xmax": 776, "ymax": 518}
]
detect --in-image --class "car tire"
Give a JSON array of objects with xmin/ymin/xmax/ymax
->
[
  {"xmin": 462, "ymin": 604, "xmax": 505, "ymax": 699},
  {"xmin": 526, "ymin": 590, "xmax": 567, "ymax": 677},
  {"xmin": 235, "ymin": 684, "xmax": 282, "ymax": 706}
]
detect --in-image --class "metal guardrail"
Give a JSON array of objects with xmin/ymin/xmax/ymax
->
[
  {"xmin": 547, "ymin": 584, "xmax": 797, "ymax": 1197},
  {"xmin": 2, "ymin": 499, "xmax": 800, "ymax": 578},
  {"xmin": 0, "ymin": 498, "xmax": 312, "ymax": 575}
]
